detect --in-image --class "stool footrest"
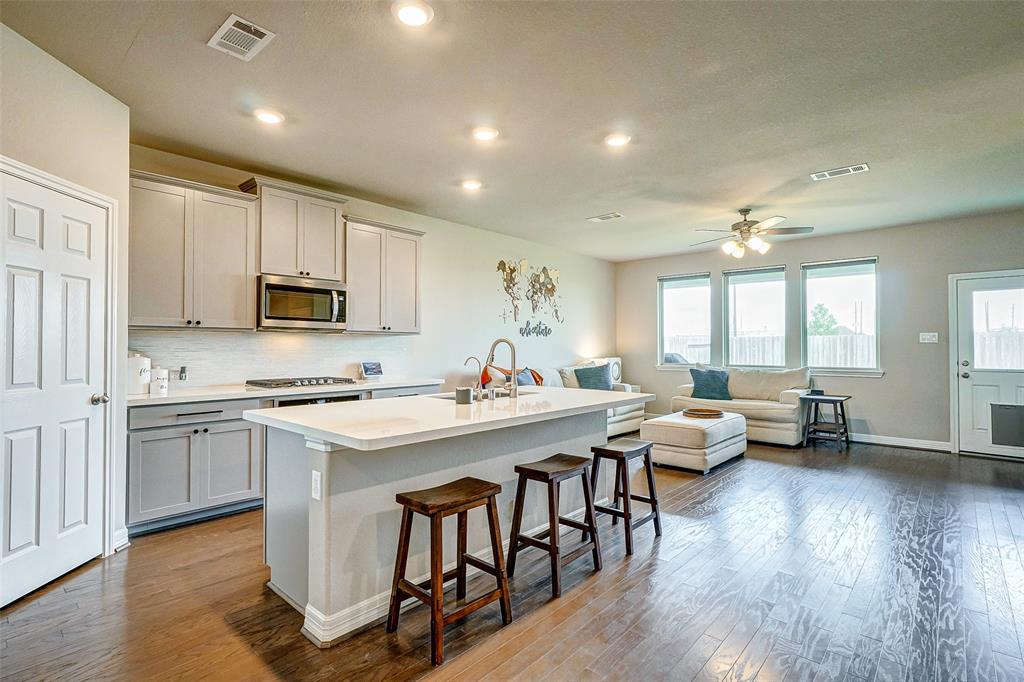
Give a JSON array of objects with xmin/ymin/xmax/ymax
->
[
  {"xmin": 557, "ymin": 516, "xmax": 589, "ymax": 532},
  {"xmin": 442, "ymin": 589, "xmax": 503, "ymax": 626},
  {"xmin": 517, "ymin": 534, "xmax": 551, "ymax": 551},
  {"xmin": 562, "ymin": 540, "xmax": 598, "ymax": 566},
  {"xmin": 630, "ymin": 493, "xmax": 655, "ymax": 505},
  {"xmin": 631, "ymin": 512, "xmax": 657, "ymax": 530},
  {"xmin": 594, "ymin": 503, "xmax": 625, "ymax": 518},
  {"xmin": 463, "ymin": 554, "xmax": 498, "ymax": 576},
  {"xmin": 398, "ymin": 578, "xmax": 432, "ymax": 606}
]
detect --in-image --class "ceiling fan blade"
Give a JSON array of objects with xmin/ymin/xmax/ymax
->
[
  {"xmin": 690, "ymin": 235, "xmax": 732, "ymax": 247},
  {"xmin": 695, "ymin": 229, "xmax": 734, "ymax": 233},
  {"xmin": 761, "ymin": 226, "xmax": 814, "ymax": 235},
  {"xmin": 755, "ymin": 215, "xmax": 787, "ymax": 230}
]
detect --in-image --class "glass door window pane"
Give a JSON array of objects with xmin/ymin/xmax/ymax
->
[
  {"xmin": 973, "ymin": 288, "xmax": 1024, "ymax": 369},
  {"xmin": 803, "ymin": 260, "xmax": 878, "ymax": 369},
  {"xmin": 660, "ymin": 276, "xmax": 711, "ymax": 365},
  {"xmin": 725, "ymin": 268, "xmax": 786, "ymax": 366}
]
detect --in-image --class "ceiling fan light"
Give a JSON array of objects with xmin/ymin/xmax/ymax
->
[
  {"xmin": 721, "ymin": 240, "xmax": 737, "ymax": 255},
  {"xmin": 756, "ymin": 241, "xmax": 771, "ymax": 255},
  {"xmin": 731, "ymin": 243, "xmax": 746, "ymax": 259},
  {"xmin": 747, "ymin": 236, "xmax": 765, "ymax": 251}
]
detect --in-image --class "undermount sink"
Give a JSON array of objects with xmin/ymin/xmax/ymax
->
[{"xmin": 429, "ymin": 390, "xmax": 538, "ymax": 401}]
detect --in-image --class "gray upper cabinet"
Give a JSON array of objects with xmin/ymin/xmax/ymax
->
[
  {"xmin": 129, "ymin": 172, "xmax": 257, "ymax": 329},
  {"xmin": 346, "ymin": 220, "xmax": 422, "ymax": 333},
  {"xmin": 239, "ymin": 176, "xmax": 347, "ymax": 281}
]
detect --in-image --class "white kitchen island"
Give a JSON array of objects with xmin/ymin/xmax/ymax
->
[{"xmin": 242, "ymin": 385, "xmax": 654, "ymax": 647}]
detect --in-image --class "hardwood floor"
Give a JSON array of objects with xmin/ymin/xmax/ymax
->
[{"xmin": 3, "ymin": 442, "xmax": 1023, "ymax": 681}]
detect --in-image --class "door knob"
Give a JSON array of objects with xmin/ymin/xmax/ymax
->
[
  {"xmin": 960, "ymin": 372, "xmax": 970, "ymax": 379},
  {"xmin": 90, "ymin": 393, "xmax": 110, "ymax": 405},
  {"xmin": 960, "ymin": 360, "xmax": 970, "ymax": 367}
]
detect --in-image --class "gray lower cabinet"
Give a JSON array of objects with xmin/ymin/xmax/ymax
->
[{"xmin": 128, "ymin": 419, "xmax": 262, "ymax": 529}]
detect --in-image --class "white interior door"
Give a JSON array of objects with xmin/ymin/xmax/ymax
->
[
  {"xmin": 956, "ymin": 274, "xmax": 1024, "ymax": 458},
  {"xmin": 1, "ymin": 171, "xmax": 108, "ymax": 605}
]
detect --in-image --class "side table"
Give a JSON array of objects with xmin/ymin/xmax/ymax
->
[{"xmin": 800, "ymin": 394, "xmax": 852, "ymax": 449}]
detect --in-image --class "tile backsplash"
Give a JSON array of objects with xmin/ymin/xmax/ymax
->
[{"xmin": 128, "ymin": 330, "xmax": 416, "ymax": 385}]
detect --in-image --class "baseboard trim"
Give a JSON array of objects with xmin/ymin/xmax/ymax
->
[
  {"xmin": 299, "ymin": 504, "xmax": 598, "ymax": 647},
  {"xmin": 848, "ymin": 433, "xmax": 951, "ymax": 453},
  {"xmin": 112, "ymin": 528, "xmax": 130, "ymax": 553}
]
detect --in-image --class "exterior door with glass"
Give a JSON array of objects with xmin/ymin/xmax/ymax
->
[{"xmin": 956, "ymin": 274, "xmax": 1024, "ymax": 458}]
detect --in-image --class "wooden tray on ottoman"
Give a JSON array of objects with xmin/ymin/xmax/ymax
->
[{"xmin": 682, "ymin": 408, "xmax": 724, "ymax": 419}]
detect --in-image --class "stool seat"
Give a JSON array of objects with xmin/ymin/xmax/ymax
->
[
  {"xmin": 591, "ymin": 438, "xmax": 653, "ymax": 459},
  {"xmin": 395, "ymin": 477, "xmax": 502, "ymax": 516},
  {"xmin": 514, "ymin": 453, "xmax": 591, "ymax": 481}
]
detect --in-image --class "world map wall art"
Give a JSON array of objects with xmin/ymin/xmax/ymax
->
[{"xmin": 496, "ymin": 258, "xmax": 565, "ymax": 337}]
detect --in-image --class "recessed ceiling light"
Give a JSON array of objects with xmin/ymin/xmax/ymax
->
[
  {"xmin": 254, "ymin": 109, "xmax": 284, "ymax": 125},
  {"xmin": 393, "ymin": 0, "xmax": 434, "ymax": 27},
  {"xmin": 472, "ymin": 126, "xmax": 500, "ymax": 142},
  {"xmin": 461, "ymin": 179, "xmax": 483, "ymax": 192},
  {"xmin": 604, "ymin": 133, "xmax": 631, "ymax": 147}
]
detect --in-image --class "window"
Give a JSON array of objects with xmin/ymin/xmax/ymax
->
[
  {"xmin": 802, "ymin": 259, "xmax": 878, "ymax": 370},
  {"xmin": 658, "ymin": 274, "xmax": 711, "ymax": 366},
  {"xmin": 972, "ymin": 287, "xmax": 1024, "ymax": 370},
  {"xmin": 724, "ymin": 267, "xmax": 786, "ymax": 366}
]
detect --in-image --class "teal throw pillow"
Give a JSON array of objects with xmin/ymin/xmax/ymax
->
[
  {"xmin": 690, "ymin": 368, "xmax": 731, "ymax": 400},
  {"xmin": 574, "ymin": 363, "xmax": 613, "ymax": 390}
]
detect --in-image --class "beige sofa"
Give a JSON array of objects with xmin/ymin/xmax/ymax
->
[
  {"xmin": 670, "ymin": 367, "xmax": 811, "ymax": 446},
  {"xmin": 536, "ymin": 358, "xmax": 645, "ymax": 437}
]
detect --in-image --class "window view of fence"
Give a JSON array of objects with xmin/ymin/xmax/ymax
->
[
  {"xmin": 659, "ymin": 275, "xmax": 710, "ymax": 365},
  {"xmin": 803, "ymin": 260, "xmax": 878, "ymax": 369},
  {"xmin": 973, "ymin": 288, "xmax": 1024, "ymax": 370},
  {"xmin": 726, "ymin": 268, "xmax": 786, "ymax": 366}
]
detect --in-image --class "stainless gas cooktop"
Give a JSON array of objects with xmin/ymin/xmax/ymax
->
[{"xmin": 245, "ymin": 376, "xmax": 356, "ymax": 388}]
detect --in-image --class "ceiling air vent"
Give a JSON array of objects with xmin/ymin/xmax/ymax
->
[
  {"xmin": 810, "ymin": 163, "xmax": 870, "ymax": 182},
  {"xmin": 207, "ymin": 14, "xmax": 276, "ymax": 62},
  {"xmin": 587, "ymin": 212, "xmax": 623, "ymax": 223}
]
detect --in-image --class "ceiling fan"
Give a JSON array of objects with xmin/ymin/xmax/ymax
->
[{"xmin": 691, "ymin": 209, "xmax": 814, "ymax": 258}]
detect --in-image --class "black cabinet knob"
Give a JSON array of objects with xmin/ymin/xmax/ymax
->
[
  {"xmin": 195, "ymin": 320, "xmax": 202, "ymax": 326},
  {"xmin": 193, "ymin": 429, "xmax": 199, "ymax": 434},
  {"xmin": 202, "ymin": 427, "xmax": 209, "ymax": 433},
  {"xmin": 186, "ymin": 320, "xmax": 193, "ymax": 325}
]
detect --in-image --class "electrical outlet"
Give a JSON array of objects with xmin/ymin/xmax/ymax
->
[
  {"xmin": 311, "ymin": 470, "xmax": 322, "ymax": 501},
  {"xmin": 919, "ymin": 332, "xmax": 939, "ymax": 344}
]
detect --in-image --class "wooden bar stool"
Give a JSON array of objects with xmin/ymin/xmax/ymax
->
[
  {"xmin": 505, "ymin": 453, "xmax": 601, "ymax": 598},
  {"xmin": 386, "ymin": 477, "xmax": 512, "ymax": 666},
  {"xmin": 587, "ymin": 438, "xmax": 662, "ymax": 555}
]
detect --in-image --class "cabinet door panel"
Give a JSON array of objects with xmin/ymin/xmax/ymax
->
[
  {"xmin": 201, "ymin": 421, "xmax": 262, "ymax": 506},
  {"xmin": 345, "ymin": 222, "xmax": 386, "ymax": 331},
  {"xmin": 193, "ymin": 193, "xmax": 256, "ymax": 329},
  {"xmin": 129, "ymin": 179, "xmax": 193, "ymax": 326},
  {"xmin": 385, "ymin": 231, "xmax": 420, "ymax": 333},
  {"xmin": 303, "ymin": 198, "xmax": 344, "ymax": 281},
  {"xmin": 128, "ymin": 427, "xmax": 198, "ymax": 524},
  {"xmin": 260, "ymin": 188, "xmax": 303, "ymax": 276}
]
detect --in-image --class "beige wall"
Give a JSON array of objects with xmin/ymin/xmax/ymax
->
[
  {"xmin": 615, "ymin": 209, "xmax": 1024, "ymax": 444},
  {"xmin": 128, "ymin": 145, "xmax": 616, "ymax": 388},
  {"xmin": 1, "ymin": 24, "xmax": 131, "ymax": 539}
]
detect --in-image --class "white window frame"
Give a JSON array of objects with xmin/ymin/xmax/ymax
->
[
  {"xmin": 723, "ymin": 265, "xmax": 787, "ymax": 369},
  {"xmin": 656, "ymin": 272, "xmax": 711, "ymax": 370},
  {"xmin": 800, "ymin": 257, "xmax": 883, "ymax": 377}
]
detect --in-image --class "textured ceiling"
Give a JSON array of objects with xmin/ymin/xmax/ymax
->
[{"xmin": 2, "ymin": 1, "xmax": 1022, "ymax": 261}]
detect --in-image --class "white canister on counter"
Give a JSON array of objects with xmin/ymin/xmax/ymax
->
[
  {"xmin": 150, "ymin": 367, "xmax": 169, "ymax": 395},
  {"xmin": 127, "ymin": 352, "xmax": 151, "ymax": 394}
]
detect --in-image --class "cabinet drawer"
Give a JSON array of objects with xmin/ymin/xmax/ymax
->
[
  {"xmin": 129, "ymin": 398, "xmax": 262, "ymax": 430},
  {"xmin": 370, "ymin": 385, "xmax": 440, "ymax": 399}
]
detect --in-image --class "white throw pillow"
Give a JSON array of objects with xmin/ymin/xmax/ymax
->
[
  {"xmin": 558, "ymin": 361, "xmax": 595, "ymax": 389},
  {"xmin": 728, "ymin": 367, "xmax": 810, "ymax": 401}
]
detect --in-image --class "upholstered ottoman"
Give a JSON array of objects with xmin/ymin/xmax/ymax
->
[{"xmin": 639, "ymin": 412, "xmax": 747, "ymax": 474}]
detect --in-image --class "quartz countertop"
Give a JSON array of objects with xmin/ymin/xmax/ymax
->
[
  {"xmin": 127, "ymin": 377, "xmax": 444, "ymax": 407},
  {"xmin": 242, "ymin": 385, "xmax": 654, "ymax": 451}
]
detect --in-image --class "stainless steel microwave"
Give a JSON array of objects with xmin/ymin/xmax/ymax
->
[{"xmin": 257, "ymin": 274, "xmax": 347, "ymax": 331}]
